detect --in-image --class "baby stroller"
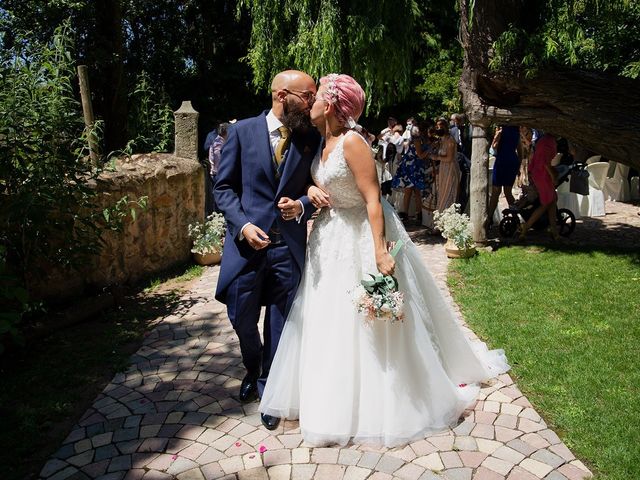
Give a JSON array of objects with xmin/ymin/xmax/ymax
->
[{"xmin": 498, "ymin": 163, "xmax": 586, "ymax": 238}]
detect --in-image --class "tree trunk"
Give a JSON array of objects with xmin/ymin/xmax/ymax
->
[
  {"xmin": 470, "ymin": 125, "xmax": 490, "ymax": 243},
  {"xmin": 94, "ymin": 0, "xmax": 128, "ymax": 153},
  {"xmin": 458, "ymin": 0, "xmax": 640, "ymax": 171}
]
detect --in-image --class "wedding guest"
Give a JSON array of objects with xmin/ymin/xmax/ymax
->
[
  {"xmin": 518, "ymin": 133, "xmax": 560, "ymax": 241},
  {"xmin": 206, "ymin": 123, "xmax": 230, "ymax": 212},
  {"xmin": 378, "ymin": 116, "xmax": 399, "ymax": 158},
  {"xmin": 430, "ymin": 118, "xmax": 460, "ymax": 213},
  {"xmin": 392, "ymin": 123, "xmax": 426, "ymax": 223},
  {"xmin": 486, "ymin": 125, "xmax": 521, "ymax": 228}
]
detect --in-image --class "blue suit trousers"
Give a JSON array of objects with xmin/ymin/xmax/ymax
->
[{"xmin": 225, "ymin": 242, "xmax": 301, "ymax": 396}]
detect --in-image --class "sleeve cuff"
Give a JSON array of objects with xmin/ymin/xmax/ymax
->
[
  {"xmin": 239, "ymin": 222, "xmax": 251, "ymax": 240},
  {"xmin": 295, "ymin": 200, "xmax": 305, "ymax": 223}
]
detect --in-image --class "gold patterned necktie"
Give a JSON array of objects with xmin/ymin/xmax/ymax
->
[{"xmin": 274, "ymin": 126, "xmax": 291, "ymax": 166}]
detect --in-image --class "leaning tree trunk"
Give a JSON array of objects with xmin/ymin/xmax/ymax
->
[{"xmin": 459, "ymin": 0, "xmax": 640, "ymax": 171}]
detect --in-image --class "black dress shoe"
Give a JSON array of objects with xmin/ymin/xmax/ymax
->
[
  {"xmin": 261, "ymin": 413, "xmax": 280, "ymax": 430},
  {"xmin": 238, "ymin": 375, "xmax": 258, "ymax": 403}
]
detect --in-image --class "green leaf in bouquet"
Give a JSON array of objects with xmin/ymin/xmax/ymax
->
[{"xmin": 382, "ymin": 274, "xmax": 398, "ymax": 291}]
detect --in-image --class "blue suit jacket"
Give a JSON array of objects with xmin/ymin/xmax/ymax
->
[{"xmin": 213, "ymin": 111, "xmax": 321, "ymax": 303}]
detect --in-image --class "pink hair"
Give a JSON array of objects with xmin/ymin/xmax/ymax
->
[{"xmin": 319, "ymin": 74, "xmax": 366, "ymax": 127}]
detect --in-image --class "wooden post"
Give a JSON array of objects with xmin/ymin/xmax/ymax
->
[
  {"xmin": 469, "ymin": 125, "xmax": 489, "ymax": 244},
  {"xmin": 77, "ymin": 65, "xmax": 99, "ymax": 166}
]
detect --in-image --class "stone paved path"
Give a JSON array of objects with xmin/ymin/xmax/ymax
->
[{"xmin": 36, "ymin": 200, "xmax": 631, "ymax": 480}]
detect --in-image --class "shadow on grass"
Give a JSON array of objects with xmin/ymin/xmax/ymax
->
[
  {"xmin": 489, "ymin": 212, "xmax": 640, "ymax": 258},
  {"xmin": 0, "ymin": 261, "xmax": 212, "ymax": 480}
]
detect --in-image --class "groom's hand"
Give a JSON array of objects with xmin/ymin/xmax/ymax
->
[
  {"xmin": 278, "ymin": 197, "xmax": 302, "ymax": 221},
  {"xmin": 241, "ymin": 224, "xmax": 271, "ymax": 250}
]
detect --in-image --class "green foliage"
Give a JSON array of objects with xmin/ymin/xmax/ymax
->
[
  {"xmin": 237, "ymin": 0, "xmax": 420, "ymax": 113},
  {"xmin": 102, "ymin": 195, "xmax": 149, "ymax": 232},
  {"xmin": 449, "ymin": 247, "xmax": 640, "ymax": 479},
  {"xmin": 489, "ymin": 1, "xmax": 640, "ymax": 78},
  {"xmin": 414, "ymin": 33, "xmax": 462, "ymax": 116},
  {"xmin": 0, "ymin": 21, "xmax": 101, "ymax": 281},
  {"xmin": 125, "ymin": 71, "xmax": 174, "ymax": 154},
  {"xmin": 0, "ymin": 21, "xmax": 149, "ymax": 352}
]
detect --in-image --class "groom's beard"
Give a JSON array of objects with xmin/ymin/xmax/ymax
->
[{"xmin": 282, "ymin": 100, "xmax": 313, "ymax": 132}]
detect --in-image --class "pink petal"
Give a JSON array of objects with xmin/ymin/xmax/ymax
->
[
  {"xmin": 458, "ymin": 383, "xmax": 467, "ymax": 387},
  {"xmin": 235, "ymin": 442, "xmax": 242, "ymax": 447},
  {"xmin": 171, "ymin": 454, "xmax": 178, "ymax": 460},
  {"xmin": 259, "ymin": 445, "xmax": 267, "ymax": 453}
]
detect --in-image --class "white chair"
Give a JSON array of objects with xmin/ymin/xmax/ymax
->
[
  {"xmin": 631, "ymin": 176, "xmax": 640, "ymax": 200},
  {"xmin": 585, "ymin": 155, "xmax": 602, "ymax": 165},
  {"xmin": 603, "ymin": 162, "xmax": 631, "ymax": 202},
  {"xmin": 577, "ymin": 162, "xmax": 607, "ymax": 217},
  {"xmin": 556, "ymin": 176, "xmax": 581, "ymax": 219}
]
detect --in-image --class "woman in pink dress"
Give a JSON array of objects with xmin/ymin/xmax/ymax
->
[{"xmin": 518, "ymin": 134, "xmax": 560, "ymax": 240}]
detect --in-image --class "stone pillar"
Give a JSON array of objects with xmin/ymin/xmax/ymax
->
[
  {"xmin": 174, "ymin": 101, "xmax": 199, "ymax": 159},
  {"xmin": 469, "ymin": 125, "xmax": 490, "ymax": 244}
]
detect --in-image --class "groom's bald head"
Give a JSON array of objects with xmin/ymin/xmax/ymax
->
[
  {"xmin": 271, "ymin": 70, "xmax": 316, "ymax": 100},
  {"xmin": 271, "ymin": 70, "xmax": 316, "ymax": 129}
]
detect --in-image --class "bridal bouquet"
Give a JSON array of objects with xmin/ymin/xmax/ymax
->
[{"xmin": 355, "ymin": 240, "xmax": 405, "ymax": 324}]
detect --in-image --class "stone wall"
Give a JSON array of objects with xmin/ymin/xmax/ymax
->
[{"xmin": 36, "ymin": 153, "xmax": 205, "ymax": 300}]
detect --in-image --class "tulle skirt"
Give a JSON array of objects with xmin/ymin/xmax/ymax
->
[{"xmin": 259, "ymin": 200, "xmax": 509, "ymax": 447}]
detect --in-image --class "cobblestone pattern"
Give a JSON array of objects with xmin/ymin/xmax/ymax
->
[{"xmin": 38, "ymin": 210, "xmax": 610, "ymax": 480}]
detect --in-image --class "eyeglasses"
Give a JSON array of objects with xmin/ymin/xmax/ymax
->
[{"xmin": 281, "ymin": 88, "xmax": 316, "ymax": 104}]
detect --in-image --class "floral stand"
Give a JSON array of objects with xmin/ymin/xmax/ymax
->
[
  {"xmin": 444, "ymin": 239, "xmax": 476, "ymax": 259},
  {"xmin": 193, "ymin": 250, "xmax": 221, "ymax": 265}
]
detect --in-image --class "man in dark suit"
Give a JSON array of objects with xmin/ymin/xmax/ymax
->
[{"xmin": 214, "ymin": 70, "xmax": 320, "ymax": 430}]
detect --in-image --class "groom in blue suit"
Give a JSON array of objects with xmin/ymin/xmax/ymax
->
[{"xmin": 214, "ymin": 70, "xmax": 320, "ymax": 430}]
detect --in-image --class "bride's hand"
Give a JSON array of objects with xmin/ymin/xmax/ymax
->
[
  {"xmin": 376, "ymin": 250, "xmax": 395, "ymax": 276},
  {"xmin": 307, "ymin": 185, "xmax": 331, "ymax": 209}
]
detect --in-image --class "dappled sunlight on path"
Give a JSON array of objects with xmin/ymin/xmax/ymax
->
[{"xmin": 38, "ymin": 237, "xmax": 594, "ymax": 480}]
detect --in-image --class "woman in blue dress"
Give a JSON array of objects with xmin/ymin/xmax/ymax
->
[
  {"xmin": 392, "ymin": 128, "xmax": 428, "ymax": 223},
  {"xmin": 487, "ymin": 125, "xmax": 521, "ymax": 227}
]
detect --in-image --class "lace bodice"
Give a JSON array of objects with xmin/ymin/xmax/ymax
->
[{"xmin": 311, "ymin": 132, "xmax": 368, "ymax": 210}]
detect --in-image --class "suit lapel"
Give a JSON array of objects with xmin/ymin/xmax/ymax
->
[{"xmin": 255, "ymin": 112, "xmax": 277, "ymax": 189}]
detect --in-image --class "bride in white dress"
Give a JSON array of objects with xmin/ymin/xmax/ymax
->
[{"xmin": 259, "ymin": 73, "xmax": 509, "ymax": 447}]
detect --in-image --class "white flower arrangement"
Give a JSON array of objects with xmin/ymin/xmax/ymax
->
[
  {"xmin": 433, "ymin": 203, "xmax": 474, "ymax": 250},
  {"xmin": 188, "ymin": 212, "xmax": 226, "ymax": 255}
]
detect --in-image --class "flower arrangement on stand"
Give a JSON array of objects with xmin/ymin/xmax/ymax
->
[
  {"xmin": 188, "ymin": 212, "xmax": 226, "ymax": 265},
  {"xmin": 433, "ymin": 204, "xmax": 476, "ymax": 258}
]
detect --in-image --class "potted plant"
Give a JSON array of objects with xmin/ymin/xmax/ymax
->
[
  {"xmin": 188, "ymin": 212, "xmax": 226, "ymax": 265},
  {"xmin": 433, "ymin": 204, "xmax": 477, "ymax": 259}
]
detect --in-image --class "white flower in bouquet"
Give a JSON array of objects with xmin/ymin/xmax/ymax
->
[{"xmin": 433, "ymin": 204, "xmax": 474, "ymax": 250}]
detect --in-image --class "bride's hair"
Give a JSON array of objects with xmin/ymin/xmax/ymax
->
[{"xmin": 319, "ymin": 74, "xmax": 365, "ymax": 129}]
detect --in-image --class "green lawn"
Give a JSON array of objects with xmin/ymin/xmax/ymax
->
[{"xmin": 448, "ymin": 246, "xmax": 640, "ymax": 480}]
